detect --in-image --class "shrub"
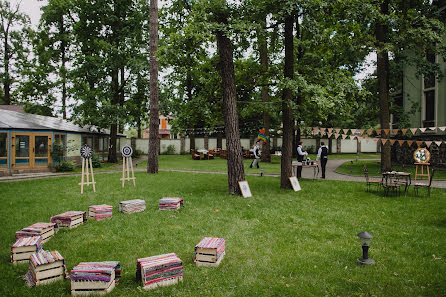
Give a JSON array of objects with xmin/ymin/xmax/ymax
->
[
  {"xmin": 91, "ymin": 154, "xmax": 102, "ymax": 168},
  {"xmin": 132, "ymin": 149, "xmax": 144, "ymax": 158},
  {"xmin": 165, "ymin": 144, "xmax": 176, "ymax": 155},
  {"xmin": 55, "ymin": 160, "xmax": 75, "ymax": 172}
]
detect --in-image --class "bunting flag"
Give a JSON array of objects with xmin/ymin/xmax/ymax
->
[
  {"xmin": 350, "ymin": 129, "xmax": 357, "ymax": 135},
  {"xmin": 335, "ymin": 128, "xmax": 341, "ymax": 134},
  {"xmin": 410, "ymin": 128, "xmax": 418, "ymax": 135},
  {"xmin": 357, "ymin": 136, "xmax": 362, "ymax": 142},
  {"xmin": 383, "ymin": 129, "xmax": 390, "ymax": 135},
  {"xmin": 389, "ymin": 139, "xmax": 396, "ymax": 145},
  {"xmin": 401, "ymin": 129, "xmax": 408, "ymax": 135},
  {"xmin": 335, "ymin": 133, "xmax": 340, "ymax": 139},
  {"xmin": 398, "ymin": 140, "xmax": 405, "ymax": 146},
  {"xmin": 392, "ymin": 129, "xmax": 399, "ymax": 135},
  {"xmin": 435, "ymin": 141, "xmax": 443, "ymax": 147},
  {"xmin": 373, "ymin": 138, "xmax": 379, "ymax": 143},
  {"xmin": 328, "ymin": 133, "xmax": 333, "ymax": 138},
  {"xmin": 257, "ymin": 128, "xmax": 268, "ymax": 143},
  {"xmin": 367, "ymin": 129, "xmax": 373, "ymax": 135},
  {"xmin": 416, "ymin": 141, "xmax": 423, "ymax": 147},
  {"xmin": 376, "ymin": 129, "xmax": 382, "ymax": 135},
  {"xmin": 439, "ymin": 126, "xmax": 446, "ymax": 132},
  {"xmin": 327, "ymin": 128, "xmax": 333, "ymax": 133},
  {"xmin": 407, "ymin": 140, "xmax": 414, "ymax": 146},
  {"xmin": 313, "ymin": 127, "xmax": 319, "ymax": 135},
  {"xmin": 342, "ymin": 134, "xmax": 348, "ymax": 140},
  {"xmin": 382, "ymin": 139, "xmax": 389, "ymax": 145},
  {"xmin": 427, "ymin": 127, "xmax": 436, "ymax": 132},
  {"xmin": 365, "ymin": 137, "xmax": 371, "ymax": 143},
  {"xmin": 360, "ymin": 129, "xmax": 365, "ymax": 135},
  {"xmin": 349, "ymin": 135, "xmax": 355, "ymax": 140},
  {"xmin": 425, "ymin": 141, "xmax": 432, "ymax": 148},
  {"xmin": 320, "ymin": 128, "xmax": 326, "ymax": 134},
  {"xmin": 419, "ymin": 128, "xmax": 427, "ymax": 133}
]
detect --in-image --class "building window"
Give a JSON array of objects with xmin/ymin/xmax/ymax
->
[
  {"xmin": 54, "ymin": 134, "xmax": 67, "ymax": 159},
  {"xmin": 423, "ymin": 53, "xmax": 436, "ymax": 128},
  {"xmin": 0, "ymin": 132, "xmax": 7, "ymax": 168}
]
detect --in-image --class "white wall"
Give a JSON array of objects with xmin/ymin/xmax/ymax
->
[{"xmin": 124, "ymin": 137, "xmax": 378, "ymax": 154}]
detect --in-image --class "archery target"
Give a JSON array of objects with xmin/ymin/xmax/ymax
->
[
  {"xmin": 80, "ymin": 144, "xmax": 93, "ymax": 159},
  {"xmin": 121, "ymin": 145, "xmax": 133, "ymax": 158}
]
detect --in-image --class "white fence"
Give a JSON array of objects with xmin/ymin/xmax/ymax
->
[{"xmin": 121, "ymin": 137, "xmax": 378, "ymax": 154}]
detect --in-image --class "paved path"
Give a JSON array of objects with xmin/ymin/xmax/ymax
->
[{"xmin": 1, "ymin": 159, "xmax": 445, "ymax": 189}]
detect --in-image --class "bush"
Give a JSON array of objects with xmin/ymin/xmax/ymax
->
[
  {"xmin": 132, "ymin": 149, "xmax": 144, "ymax": 158},
  {"xmin": 91, "ymin": 154, "xmax": 102, "ymax": 168},
  {"xmin": 55, "ymin": 160, "xmax": 75, "ymax": 172},
  {"xmin": 165, "ymin": 144, "xmax": 176, "ymax": 155}
]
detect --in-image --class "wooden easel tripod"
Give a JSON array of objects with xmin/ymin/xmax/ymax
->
[
  {"xmin": 121, "ymin": 156, "xmax": 136, "ymax": 188},
  {"xmin": 79, "ymin": 157, "xmax": 96, "ymax": 194}
]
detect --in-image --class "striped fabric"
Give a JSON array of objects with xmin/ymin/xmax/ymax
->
[
  {"xmin": 75, "ymin": 261, "xmax": 121, "ymax": 283},
  {"xmin": 88, "ymin": 205, "xmax": 113, "ymax": 221},
  {"xmin": 159, "ymin": 197, "xmax": 184, "ymax": 210},
  {"xmin": 71, "ymin": 262, "xmax": 117, "ymax": 283},
  {"xmin": 119, "ymin": 199, "xmax": 146, "ymax": 214},
  {"xmin": 136, "ymin": 253, "xmax": 183, "ymax": 287},
  {"xmin": 50, "ymin": 211, "xmax": 86, "ymax": 227},
  {"xmin": 11, "ymin": 236, "xmax": 43, "ymax": 262},
  {"xmin": 26, "ymin": 250, "xmax": 66, "ymax": 286},
  {"xmin": 195, "ymin": 237, "xmax": 226, "ymax": 258},
  {"xmin": 15, "ymin": 222, "xmax": 58, "ymax": 239}
]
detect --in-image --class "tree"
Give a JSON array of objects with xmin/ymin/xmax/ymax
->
[
  {"xmin": 0, "ymin": 0, "xmax": 30, "ymax": 105},
  {"xmin": 147, "ymin": 0, "xmax": 160, "ymax": 173},
  {"xmin": 214, "ymin": 0, "xmax": 245, "ymax": 195}
]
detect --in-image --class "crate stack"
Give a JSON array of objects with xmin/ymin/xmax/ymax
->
[
  {"xmin": 88, "ymin": 205, "xmax": 113, "ymax": 221},
  {"xmin": 10, "ymin": 236, "xmax": 43, "ymax": 264},
  {"xmin": 118, "ymin": 199, "xmax": 146, "ymax": 214},
  {"xmin": 15, "ymin": 222, "xmax": 58, "ymax": 243},
  {"xmin": 50, "ymin": 211, "xmax": 87, "ymax": 228},
  {"xmin": 194, "ymin": 237, "xmax": 226, "ymax": 267},
  {"xmin": 70, "ymin": 261, "xmax": 120, "ymax": 296},
  {"xmin": 158, "ymin": 197, "xmax": 184, "ymax": 211},
  {"xmin": 136, "ymin": 253, "xmax": 183, "ymax": 290},
  {"xmin": 25, "ymin": 250, "xmax": 66, "ymax": 286}
]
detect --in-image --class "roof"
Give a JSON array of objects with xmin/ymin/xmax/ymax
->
[
  {"xmin": 0, "ymin": 109, "xmax": 123, "ymax": 136},
  {"xmin": 0, "ymin": 105, "xmax": 25, "ymax": 113}
]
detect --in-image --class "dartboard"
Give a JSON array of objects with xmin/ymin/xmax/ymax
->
[
  {"xmin": 80, "ymin": 144, "xmax": 93, "ymax": 159},
  {"xmin": 121, "ymin": 145, "xmax": 133, "ymax": 158}
]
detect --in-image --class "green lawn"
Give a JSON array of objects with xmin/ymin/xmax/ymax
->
[
  {"xmin": 1, "ymin": 171, "xmax": 446, "ymax": 296},
  {"xmin": 336, "ymin": 160, "xmax": 446, "ymax": 180}
]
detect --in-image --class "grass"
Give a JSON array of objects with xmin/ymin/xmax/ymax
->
[
  {"xmin": 1, "ymin": 171, "xmax": 446, "ymax": 296},
  {"xmin": 336, "ymin": 160, "xmax": 446, "ymax": 180}
]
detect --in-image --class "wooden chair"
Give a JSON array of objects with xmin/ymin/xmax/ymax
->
[
  {"xmin": 191, "ymin": 149, "xmax": 201, "ymax": 160},
  {"xmin": 363, "ymin": 165, "xmax": 382, "ymax": 192},
  {"xmin": 414, "ymin": 169, "xmax": 435, "ymax": 198},
  {"xmin": 207, "ymin": 150, "xmax": 215, "ymax": 160}
]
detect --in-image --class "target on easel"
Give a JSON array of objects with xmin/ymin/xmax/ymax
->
[
  {"xmin": 121, "ymin": 145, "xmax": 136, "ymax": 188},
  {"xmin": 79, "ymin": 144, "xmax": 96, "ymax": 194}
]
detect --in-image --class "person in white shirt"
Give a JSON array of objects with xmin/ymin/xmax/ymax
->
[
  {"xmin": 250, "ymin": 140, "xmax": 261, "ymax": 169},
  {"xmin": 316, "ymin": 142, "xmax": 329, "ymax": 179},
  {"xmin": 296, "ymin": 141, "xmax": 307, "ymax": 178}
]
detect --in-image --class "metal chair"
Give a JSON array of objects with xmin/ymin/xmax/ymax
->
[
  {"xmin": 363, "ymin": 165, "xmax": 383, "ymax": 192},
  {"xmin": 414, "ymin": 169, "xmax": 435, "ymax": 198}
]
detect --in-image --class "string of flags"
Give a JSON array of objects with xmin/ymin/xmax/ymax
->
[{"xmin": 305, "ymin": 126, "xmax": 446, "ymax": 147}]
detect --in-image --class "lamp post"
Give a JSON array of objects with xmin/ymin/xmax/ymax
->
[{"xmin": 357, "ymin": 231, "xmax": 375, "ymax": 265}]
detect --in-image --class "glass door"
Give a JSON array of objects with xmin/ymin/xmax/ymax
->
[
  {"xmin": 0, "ymin": 132, "xmax": 8, "ymax": 169},
  {"xmin": 12, "ymin": 133, "xmax": 52, "ymax": 169}
]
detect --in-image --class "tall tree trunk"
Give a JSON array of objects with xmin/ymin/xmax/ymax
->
[
  {"xmin": 293, "ymin": 16, "xmax": 304, "ymax": 158},
  {"xmin": 215, "ymin": 9, "xmax": 245, "ymax": 195},
  {"xmin": 147, "ymin": 0, "xmax": 159, "ymax": 174},
  {"xmin": 190, "ymin": 131, "xmax": 196, "ymax": 151},
  {"xmin": 217, "ymin": 130, "xmax": 223, "ymax": 149},
  {"xmin": 376, "ymin": 0, "xmax": 391, "ymax": 172},
  {"xmin": 137, "ymin": 118, "xmax": 142, "ymax": 138},
  {"xmin": 109, "ymin": 68, "xmax": 119, "ymax": 162},
  {"xmin": 258, "ymin": 18, "xmax": 271, "ymax": 163},
  {"xmin": 280, "ymin": 15, "xmax": 295, "ymax": 189},
  {"xmin": 60, "ymin": 16, "xmax": 67, "ymax": 119},
  {"xmin": 119, "ymin": 66, "xmax": 125, "ymax": 134},
  {"xmin": 3, "ymin": 33, "xmax": 10, "ymax": 104}
]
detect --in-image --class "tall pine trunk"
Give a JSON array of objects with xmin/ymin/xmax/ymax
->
[
  {"xmin": 109, "ymin": 67, "xmax": 119, "ymax": 162},
  {"xmin": 280, "ymin": 15, "xmax": 295, "ymax": 189},
  {"xmin": 215, "ymin": 10, "xmax": 245, "ymax": 195},
  {"xmin": 147, "ymin": 0, "xmax": 159, "ymax": 174},
  {"xmin": 60, "ymin": 15, "xmax": 67, "ymax": 119},
  {"xmin": 3, "ymin": 33, "xmax": 10, "ymax": 104},
  {"xmin": 376, "ymin": 0, "xmax": 391, "ymax": 172},
  {"xmin": 258, "ymin": 18, "xmax": 271, "ymax": 163}
]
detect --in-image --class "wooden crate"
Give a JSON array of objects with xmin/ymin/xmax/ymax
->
[
  {"xmin": 51, "ymin": 211, "xmax": 87, "ymax": 228},
  {"xmin": 194, "ymin": 237, "xmax": 226, "ymax": 267},
  {"xmin": 25, "ymin": 250, "xmax": 65, "ymax": 286},
  {"xmin": 15, "ymin": 223, "xmax": 57, "ymax": 243},
  {"xmin": 71, "ymin": 272, "xmax": 115, "ymax": 296},
  {"xmin": 11, "ymin": 236, "xmax": 42, "ymax": 265}
]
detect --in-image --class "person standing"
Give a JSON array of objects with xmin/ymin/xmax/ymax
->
[
  {"xmin": 250, "ymin": 140, "xmax": 261, "ymax": 168},
  {"xmin": 316, "ymin": 142, "xmax": 329, "ymax": 179},
  {"xmin": 296, "ymin": 141, "xmax": 308, "ymax": 178}
]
